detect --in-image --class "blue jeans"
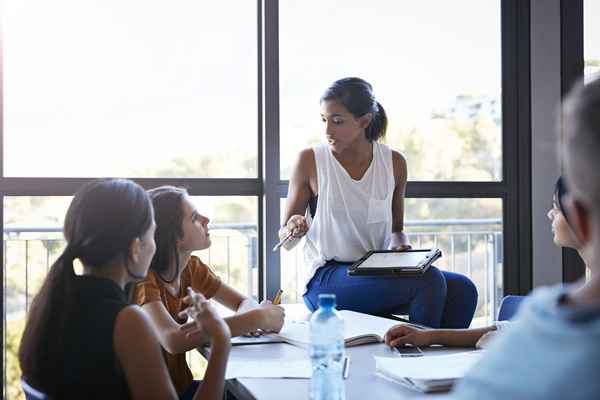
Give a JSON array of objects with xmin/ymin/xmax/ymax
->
[{"xmin": 303, "ymin": 261, "xmax": 478, "ymax": 328}]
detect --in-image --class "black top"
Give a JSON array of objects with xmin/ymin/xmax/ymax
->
[{"xmin": 55, "ymin": 275, "xmax": 131, "ymax": 399}]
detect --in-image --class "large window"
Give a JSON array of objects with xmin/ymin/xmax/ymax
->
[
  {"xmin": 279, "ymin": 0, "xmax": 502, "ymax": 181},
  {"xmin": 3, "ymin": 0, "xmax": 257, "ymax": 178}
]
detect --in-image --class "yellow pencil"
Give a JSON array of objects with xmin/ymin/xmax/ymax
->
[{"xmin": 272, "ymin": 289, "xmax": 283, "ymax": 305}]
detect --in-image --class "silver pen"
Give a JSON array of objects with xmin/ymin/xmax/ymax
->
[{"xmin": 272, "ymin": 231, "xmax": 293, "ymax": 252}]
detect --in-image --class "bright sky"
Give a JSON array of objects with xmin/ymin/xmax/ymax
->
[{"xmin": 2, "ymin": 1, "xmax": 598, "ymax": 177}]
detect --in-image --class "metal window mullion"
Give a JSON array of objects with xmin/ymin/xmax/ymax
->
[
  {"xmin": 256, "ymin": 0, "xmax": 265, "ymax": 301},
  {"xmin": 0, "ymin": 177, "xmax": 262, "ymax": 196},
  {"xmin": 262, "ymin": 0, "xmax": 281, "ymax": 301}
]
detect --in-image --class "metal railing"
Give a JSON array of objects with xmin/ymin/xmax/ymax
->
[{"xmin": 3, "ymin": 219, "xmax": 502, "ymax": 399}]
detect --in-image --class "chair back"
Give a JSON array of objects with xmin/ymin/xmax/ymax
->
[
  {"xmin": 497, "ymin": 295, "xmax": 525, "ymax": 321},
  {"xmin": 21, "ymin": 379, "xmax": 48, "ymax": 400}
]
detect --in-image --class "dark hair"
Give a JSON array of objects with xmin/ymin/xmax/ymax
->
[
  {"xmin": 563, "ymin": 75, "xmax": 600, "ymax": 204},
  {"xmin": 554, "ymin": 176, "xmax": 571, "ymax": 226},
  {"xmin": 147, "ymin": 186, "xmax": 188, "ymax": 283},
  {"xmin": 19, "ymin": 178, "xmax": 153, "ymax": 392},
  {"xmin": 321, "ymin": 77, "xmax": 388, "ymax": 142}
]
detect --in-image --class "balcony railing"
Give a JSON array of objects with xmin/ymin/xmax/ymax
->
[{"xmin": 3, "ymin": 219, "xmax": 502, "ymax": 399}]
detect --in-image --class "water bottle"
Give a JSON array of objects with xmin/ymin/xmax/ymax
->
[{"xmin": 309, "ymin": 294, "xmax": 345, "ymax": 400}]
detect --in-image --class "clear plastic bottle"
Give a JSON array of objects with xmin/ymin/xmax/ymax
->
[{"xmin": 309, "ymin": 293, "xmax": 346, "ymax": 400}]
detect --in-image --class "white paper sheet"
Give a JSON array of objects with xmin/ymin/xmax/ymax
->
[{"xmin": 225, "ymin": 359, "xmax": 311, "ymax": 379}]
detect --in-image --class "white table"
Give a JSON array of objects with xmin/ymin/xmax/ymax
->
[{"xmin": 223, "ymin": 341, "xmax": 465, "ymax": 400}]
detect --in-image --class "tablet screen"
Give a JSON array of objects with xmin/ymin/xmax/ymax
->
[{"xmin": 358, "ymin": 251, "xmax": 428, "ymax": 269}]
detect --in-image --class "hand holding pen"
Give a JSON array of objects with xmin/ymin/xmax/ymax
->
[{"xmin": 273, "ymin": 215, "xmax": 309, "ymax": 252}]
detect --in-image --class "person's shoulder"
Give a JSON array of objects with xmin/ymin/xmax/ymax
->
[
  {"xmin": 136, "ymin": 270, "xmax": 160, "ymax": 288},
  {"xmin": 297, "ymin": 147, "xmax": 317, "ymax": 165},
  {"xmin": 188, "ymin": 255, "xmax": 207, "ymax": 268},
  {"xmin": 524, "ymin": 284, "xmax": 569, "ymax": 310},
  {"xmin": 114, "ymin": 305, "xmax": 153, "ymax": 335},
  {"xmin": 389, "ymin": 148, "xmax": 406, "ymax": 167},
  {"xmin": 113, "ymin": 305, "xmax": 160, "ymax": 358},
  {"xmin": 388, "ymin": 148, "xmax": 407, "ymax": 182},
  {"xmin": 290, "ymin": 148, "xmax": 317, "ymax": 181}
]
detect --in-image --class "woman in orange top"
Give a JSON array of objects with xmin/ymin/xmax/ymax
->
[{"xmin": 134, "ymin": 186, "xmax": 285, "ymax": 399}]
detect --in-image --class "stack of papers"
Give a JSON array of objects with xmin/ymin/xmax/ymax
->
[{"xmin": 375, "ymin": 351, "xmax": 482, "ymax": 393}]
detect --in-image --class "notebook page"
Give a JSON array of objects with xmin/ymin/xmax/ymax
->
[{"xmin": 375, "ymin": 351, "xmax": 482, "ymax": 380}]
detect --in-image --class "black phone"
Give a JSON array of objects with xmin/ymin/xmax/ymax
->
[{"xmin": 394, "ymin": 344, "xmax": 424, "ymax": 357}]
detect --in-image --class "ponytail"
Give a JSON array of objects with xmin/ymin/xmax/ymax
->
[
  {"xmin": 19, "ymin": 245, "xmax": 78, "ymax": 392},
  {"xmin": 366, "ymin": 101, "xmax": 388, "ymax": 142}
]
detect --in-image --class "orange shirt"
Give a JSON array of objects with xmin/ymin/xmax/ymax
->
[{"xmin": 133, "ymin": 255, "xmax": 222, "ymax": 395}]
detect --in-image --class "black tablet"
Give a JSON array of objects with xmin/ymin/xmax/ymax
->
[{"xmin": 347, "ymin": 248, "xmax": 442, "ymax": 276}]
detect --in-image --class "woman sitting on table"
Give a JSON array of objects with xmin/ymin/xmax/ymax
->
[
  {"xmin": 384, "ymin": 176, "xmax": 587, "ymax": 348},
  {"xmin": 281, "ymin": 76, "xmax": 478, "ymax": 329},
  {"xmin": 18, "ymin": 179, "xmax": 230, "ymax": 400}
]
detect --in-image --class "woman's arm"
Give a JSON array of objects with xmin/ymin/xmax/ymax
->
[
  {"xmin": 113, "ymin": 306, "xmax": 180, "ymax": 400},
  {"xmin": 384, "ymin": 324, "xmax": 498, "ymax": 348},
  {"xmin": 212, "ymin": 284, "xmax": 285, "ymax": 336},
  {"xmin": 141, "ymin": 301, "xmax": 209, "ymax": 354},
  {"xmin": 390, "ymin": 151, "xmax": 410, "ymax": 249},
  {"xmin": 283, "ymin": 149, "xmax": 317, "ymax": 224},
  {"xmin": 186, "ymin": 295, "xmax": 231, "ymax": 400}
]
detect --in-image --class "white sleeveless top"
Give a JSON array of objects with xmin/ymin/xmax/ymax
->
[{"xmin": 301, "ymin": 142, "xmax": 395, "ymax": 291}]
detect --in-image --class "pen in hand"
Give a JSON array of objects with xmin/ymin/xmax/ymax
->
[
  {"xmin": 272, "ymin": 289, "xmax": 283, "ymax": 305},
  {"xmin": 272, "ymin": 232, "xmax": 293, "ymax": 252}
]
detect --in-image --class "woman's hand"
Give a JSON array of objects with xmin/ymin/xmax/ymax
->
[
  {"xmin": 384, "ymin": 324, "xmax": 434, "ymax": 347},
  {"xmin": 257, "ymin": 300, "xmax": 285, "ymax": 333},
  {"xmin": 179, "ymin": 290, "xmax": 231, "ymax": 345},
  {"xmin": 390, "ymin": 231, "xmax": 411, "ymax": 251},
  {"xmin": 390, "ymin": 244, "xmax": 412, "ymax": 251},
  {"xmin": 285, "ymin": 215, "xmax": 309, "ymax": 238}
]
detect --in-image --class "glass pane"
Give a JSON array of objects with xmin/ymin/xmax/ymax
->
[
  {"xmin": 3, "ymin": 1, "xmax": 257, "ymax": 178},
  {"xmin": 280, "ymin": 198, "xmax": 503, "ymax": 327},
  {"xmin": 280, "ymin": 0, "xmax": 502, "ymax": 181},
  {"xmin": 585, "ymin": 0, "xmax": 600, "ymax": 77},
  {"xmin": 3, "ymin": 194, "xmax": 257, "ymax": 398}
]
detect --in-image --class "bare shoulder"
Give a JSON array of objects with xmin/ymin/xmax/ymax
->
[
  {"xmin": 391, "ymin": 149, "xmax": 407, "ymax": 168},
  {"xmin": 114, "ymin": 305, "xmax": 155, "ymax": 343},
  {"xmin": 297, "ymin": 148, "xmax": 316, "ymax": 169},
  {"xmin": 291, "ymin": 148, "xmax": 317, "ymax": 182},
  {"xmin": 390, "ymin": 150, "xmax": 407, "ymax": 183}
]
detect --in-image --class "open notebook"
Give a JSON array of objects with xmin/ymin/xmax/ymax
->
[
  {"xmin": 375, "ymin": 351, "xmax": 482, "ymax": 393},
  {"xmin": 267, "ymin": 310, "xmax": 424, "ymax": 348}
]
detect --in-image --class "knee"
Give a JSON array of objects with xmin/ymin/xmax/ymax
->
[
  {"xmin": 421, "ymin": 266, "xmax": 447, "ymax": 296},
  {"xmin": 303, "ymin": 294, "xmax": 317, "ymax": 312},
  {"xmin": 451, "ymin": 274, "xmax": 479, "ymax": 307}
]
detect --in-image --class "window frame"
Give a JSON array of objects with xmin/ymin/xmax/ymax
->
[{"xmin": 560, "ymin": 0, "xmax": 586, "ymax": 282}]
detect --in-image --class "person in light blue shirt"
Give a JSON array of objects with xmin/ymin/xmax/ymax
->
[{"xmin": 451, "ymin": 76, "xmax": 600, "ymax": 399}]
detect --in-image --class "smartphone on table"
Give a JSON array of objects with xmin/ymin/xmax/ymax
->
[{"xmin": 394, "ymin": 344, "xmax": 424, "ymax": 357}]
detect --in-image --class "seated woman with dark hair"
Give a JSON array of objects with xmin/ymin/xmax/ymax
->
[{"xmin": 18, "ymin": 179, "xmax": 230, "ymax": 400}]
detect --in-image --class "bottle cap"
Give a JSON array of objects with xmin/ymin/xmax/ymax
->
[{"xmin": 318, "ymin": 293, "xmax": 336, "ymax": 308}]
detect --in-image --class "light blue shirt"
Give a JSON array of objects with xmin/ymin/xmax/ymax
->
[{"xmin": 451, "ymin": 284, "xmax": 600, "ymax": 399}]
